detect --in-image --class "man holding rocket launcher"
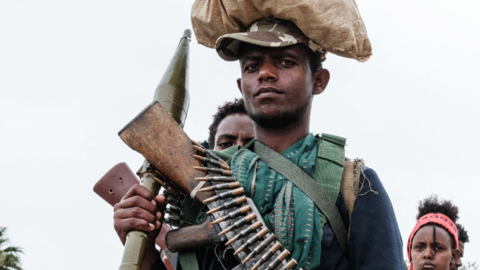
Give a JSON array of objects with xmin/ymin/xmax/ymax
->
[{"xmin": 113, "ymin": 1, "xmax": 405, "ymax": 269}]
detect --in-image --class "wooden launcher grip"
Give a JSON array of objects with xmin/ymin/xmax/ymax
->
[{"xmin": 118, "ymin": 101, "xmax": 214, "ymax": 202}]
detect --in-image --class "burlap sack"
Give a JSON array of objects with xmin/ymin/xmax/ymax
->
[{"xmin": 191, "ymin": 0, "xmax": 372, "ymax": 62}]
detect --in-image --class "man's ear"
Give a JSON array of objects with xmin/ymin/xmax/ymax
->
[
  {"xmin": 237, "ymin": 78, "xmax": 243, "ymax": 94},
  {"xmin": 312, "ymin": 69, "xmax": 330, "ymax": 95},
  {"xmin": 451, "ymin": 249, "xmax": 461, "ymax": 268}
]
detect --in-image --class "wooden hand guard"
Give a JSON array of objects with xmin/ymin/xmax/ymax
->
[{"xmin": 118, "ymin": 102, "xmax": 214, "ymax": 202}]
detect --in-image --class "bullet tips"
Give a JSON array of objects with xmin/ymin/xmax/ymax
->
[
  {"xmin": 193, "ymin": 145, "xmax": 205, "ymax": 153},
  {"xmin": 242, "ymin": 254, "xmax": 253, "ymax": 264},
  {"xmin": 285, "ymin": 258, "xmax": 298, "ymax": 269},
  {"xmin": 206, "ymin": 207, "xmax": 218, "ymax": 215},
  {"xmin": 193, "ymin": 166, "xmax": 233, "ymax": 176},
  {"xmin": 218, "ymin": 228, "xmax": 229, "ymax": 236},
  {"xmin": 212, "ymin": 220, "xmax": 222, "ymax": 225},
  {"xmin": 193, "ymin": 154, "xmax": 205, "ymax": 161},
  {"xmin": 225, "ymin": 236, "xmax": 238, "ymax": 246},
  {"xmin": 191, "ymin": 140, "xmax": 202, "ymax": 147},
  {"xmin": 251, "ymin": 264, "xmax": 261, "ymax": 270},
  {"xmin": 203, "ymin": 197, "xmax": 215, "ymax": 203},
  {"xmin": 233, "ymin": 246, "xmax": 244, "ymax": 255}
]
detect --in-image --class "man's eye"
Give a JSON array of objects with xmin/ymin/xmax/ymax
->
[
  {"xmin": 218, "ymin": 142, "xmax": 233, "ymax": 148},
  {"xmin": 279, "ymin": 60, "xmax": 294, "ymax": 66},
  {"xmin": 245, "ymin": 64, "xmax": 259, "ymax": 71}
]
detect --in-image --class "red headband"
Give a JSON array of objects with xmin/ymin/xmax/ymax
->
[{"xmin": 407, "ymin": 213, "xmax": 458, "ymax": 268}]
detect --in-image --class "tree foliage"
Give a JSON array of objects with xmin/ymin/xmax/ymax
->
[
  {"xmin": 461, "ymin": 262, "xmax": 479, "ymax": 270},
  {"xmin": 0, "ymin": 228, "xmax": 23, "ymax": 270}
]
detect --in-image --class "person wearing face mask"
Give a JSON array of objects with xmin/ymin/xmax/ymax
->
[
  {"xmin": 205, "ymin": 98, "xmax": 255, "ymax": 151},
  {"xmin": 408, "ymin": 196, "xmax": 461, "ymax": 270}
]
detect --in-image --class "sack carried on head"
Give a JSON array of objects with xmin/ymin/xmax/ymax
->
[{"xmin": 191, "ymin": 0, "xmax": 372, "ymax": 62}]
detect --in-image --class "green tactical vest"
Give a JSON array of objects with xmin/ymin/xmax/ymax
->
[{"xmin": 178, "ymin": 133, "xmax": 351, "ymax": 269}]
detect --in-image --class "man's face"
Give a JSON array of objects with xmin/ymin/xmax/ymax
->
[
  {"xmin": 213, "ymin": 113, "xmax": 255, "ymax": 151},
  {"xmin": 449, "ymin": 241, "xmax": 464, "ymax": 270},
  {"xmin": 236, "ymin": 43, "xmax": 329, "ymax": 128}
]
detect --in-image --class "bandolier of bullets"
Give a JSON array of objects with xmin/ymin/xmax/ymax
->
[
  {"xmin": 191, "ymin": 141, "xmax": 297, "ymax": 270},
  {"xmin": 148, "ymin": 166, "xmax": 186, "ymax": 230}
]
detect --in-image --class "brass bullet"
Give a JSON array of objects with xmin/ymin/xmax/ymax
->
[
  {"xmin": 234, "ymin": 227, "xmax": 269, "ymax": 256},
  {"xmin": 191, "ymin": 140, "xmax": 202, "ymax": 148},
  {"xmin": 193, "ymin": 155, "xmax": 230, "ymax": 170},
  {"xmin": 251, "ymin": 242, "xmax": 283, "ymax": 270},
  {"xmin": 164, "ymin": 196, "xmax": 182, "ymax": 208},
  {"xmin": 199, "ymin": 182, "xmax": 240, "ymax": 192},
  {"xmin": 194, "ymin": 166, "xmax": 232, "ymax": 176},
  {"xmin": 280, "ymin": 259, "xmax": 298, "ymax": 270},
  {"xmin": 266, "ymin": 249, "xmax": 291, "ymax": 270},
  {"xmin": 206, "ymin": 196, "xmax": 246, "ymax": 214},
  {"xmin": 164, "ymin": 213, "xmax": 181, "ymax": 223},
  {"xmin": 218, "ymin": 213, "xmax": 256, "ymax": 236},
  {"xmin": 153, "ymin": 177, "xmax": 178, "ymax": 194},
  {"xmin": 196, "ymin": 175, "xmax": 237, "ymax": 182},
  {"xmin": 163, "ymin": 213, "xmax": 183, "ymax": 228},
  {"xmin": 212, "ymin": 205, "xmax": 251, "ymax": 224},
  {"xmin": 203, "ymin": 187, "xmax": 244, "ymax": 204},
  {"xmin": 192, "ymin": 146, "xmax": 227, "ymax": 165},
  {"xmin": 225, "ymin": 220, "xmax": 263, "ymax": 246},
  {"xmin": 193, "ymin": 145, "xmax": 205, "ymax": 153},
  {"xmin": 240, "ymin": 234, "xmax": 277, "ymax": 262},
  {"xmin": 153, "ymin": 176, "xmax": 166, "ymax": 186},
  {"xmin": 165, "ymin": 204, "xmax": 182, "ymax": 215}
]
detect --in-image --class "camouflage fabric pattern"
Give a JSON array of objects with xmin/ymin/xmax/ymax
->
[{"xmin": 216, "ymin": 18, "xmax": 326, "ymax": 62}]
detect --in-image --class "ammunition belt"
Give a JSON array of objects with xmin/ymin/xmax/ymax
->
[
  {"xmin": 193, "ymin": 142, "xmax": 297, "ymax": 270},
  {"xmin": 154, "ymin": 140, "xmax": 297, "ymax": 270}
]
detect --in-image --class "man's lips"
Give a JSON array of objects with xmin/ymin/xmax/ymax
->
[{"xmin": 254, "ymin": 87, "xmax": 283, "ymax": 97}]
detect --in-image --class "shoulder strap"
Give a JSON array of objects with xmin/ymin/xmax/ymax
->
[
  {"xmin": 253, "ymin": 141, "xmax": 349, "ymax": 256},
  {"xmin": 178, "ymin": 249, "xmax": 199, "ymax": 270}
]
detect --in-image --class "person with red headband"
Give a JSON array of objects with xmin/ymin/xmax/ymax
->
[{"xmin": 408, "ymin": 196, "xmax": 461, "ymax": 270}]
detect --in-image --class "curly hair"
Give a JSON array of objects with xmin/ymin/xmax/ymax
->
[
  {"xmin": 416, "ymin": 195, "xmax": 459, "ymax": 223},
  {"xmin": 456, "ymin": 223, "xmax": 470, "ymax": 243},
  {"xmin": 414, "ymin": 195, "xmax": 460, "ymax": 252},
  {"xmin": 208, "ymin": 98, "xmax": 247, "ymax": 149}
]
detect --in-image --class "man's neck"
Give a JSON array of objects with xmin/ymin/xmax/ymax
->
[{"xmin": 254, "ymin": 115, "xmax": 310, "ymax": 154}]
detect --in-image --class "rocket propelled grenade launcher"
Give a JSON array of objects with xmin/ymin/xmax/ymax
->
[
  {"xmin": 117, "ymin": 29, "xmax": 196, "ymax": 270},
  {"xmin": 115, "ymin": 29, "xmax": 296, "ymax": 270}
]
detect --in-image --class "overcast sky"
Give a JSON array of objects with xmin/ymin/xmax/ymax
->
[{"xmin": 1, "ymin": 0, "xmax": 479, "ymax": 269}]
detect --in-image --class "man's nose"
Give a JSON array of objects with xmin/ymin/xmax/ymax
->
[
  {"xmin": 257, "ymin": 62, "xmax": 278, "ymax": 82},
  {"xmin": 456, "ymin": 257, "xmax": 463, "ymax": 267}
]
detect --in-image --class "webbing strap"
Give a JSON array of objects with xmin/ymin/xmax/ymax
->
[
  {"xmin": 178, "ymin": 249, "xmax": 199, "ymax": 270},
  {"xmin": 253, "ymin": 141, "xmax": 348, "ymax": 255}
]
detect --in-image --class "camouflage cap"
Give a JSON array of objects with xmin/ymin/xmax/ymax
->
[{"xmin": 216, "ymin": 18, "xmax": 325, "ymax": 62}]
